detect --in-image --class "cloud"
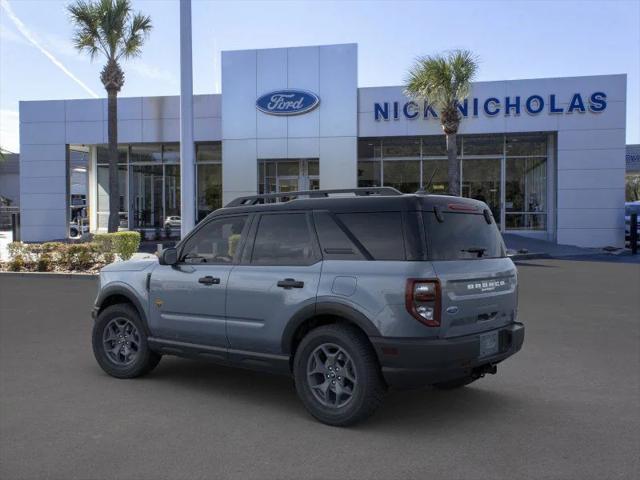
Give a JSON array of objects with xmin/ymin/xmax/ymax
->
[
  {"xmin": 0, "ymin": 0, "xmax": 99, "ymax": 98},
  {"xmin": 0, "ymin": 110, "xmax": 19, "ymax": 153}
]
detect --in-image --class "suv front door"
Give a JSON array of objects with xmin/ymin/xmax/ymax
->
[
  {"xmin": 226, "ymin": 212, "xmax": 322, "ymax": 356},
  {"xmin": 149, "ymin": 214, "xmax": 250, "ymax": 349}
]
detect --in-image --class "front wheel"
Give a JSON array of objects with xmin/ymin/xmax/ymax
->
[
  {"xmin": 92, "ymin": 303, "xmax": 161, "ymax": 379},
  {"xmin": 293, "ymin": 324, "xmax": 386, "ymax": 426}
]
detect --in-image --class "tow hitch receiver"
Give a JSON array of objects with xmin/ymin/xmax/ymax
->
[{"xmin": 472, "ymin": 364, "xmax": 497, "ymax": 379}]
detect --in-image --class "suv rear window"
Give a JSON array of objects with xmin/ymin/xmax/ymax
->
[{"xmin": 424, "ymin": 212, "xmax": 505, "ymax": 260}]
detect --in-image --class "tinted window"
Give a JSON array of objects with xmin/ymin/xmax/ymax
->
[
  {"xmin": 336, "ymin": 212, "xmax": 405, "ymax": 261},
  {"xmin": 251, "ymin": 214, "xmax": 317, "ymax": 266},
  {"xmin": 313, "ymin": 212, "xmax": 365, "ymax": 260},
  {"xmin": 181, "ymin": 216, "xmax": 248, "ymax": 264},
  {"xmin": 424, "ymin": 212, "xmax": 505, "ymax": 260}
]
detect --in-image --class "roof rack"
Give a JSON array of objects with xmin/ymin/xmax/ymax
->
[{"xmin": 225, "ymin": 187, "xmax": 403, "ymax": 207}]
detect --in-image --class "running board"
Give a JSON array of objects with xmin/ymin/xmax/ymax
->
[{"xmin": 147, "ymin": 337, "xmax": 291, "ymax": 375}]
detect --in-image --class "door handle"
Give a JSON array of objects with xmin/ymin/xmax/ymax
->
[
  {"xmin": 277, "ymin": 278, "xmax": 304, "ymax": 289},
  {"xmin": 198, "ymin": 276, "xmax": 220, "ymax": 285}
]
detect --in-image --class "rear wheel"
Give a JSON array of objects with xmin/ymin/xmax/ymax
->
[
  {"xmin": 92, "ymin": 304, "xmax": 161, "ymax": 378},
  {"xmin": 293, "ymin": 324, "xmax": 386, "ymax": 426}
]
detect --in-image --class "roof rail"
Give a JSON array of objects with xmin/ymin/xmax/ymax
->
[{"xmin": 225, "ymin": 187, "xmax": 403, "ymax": 207}]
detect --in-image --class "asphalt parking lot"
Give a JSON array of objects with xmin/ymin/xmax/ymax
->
[{"xmin": 1, "ymin": 258, "xmax": 638, "ymax": 480}]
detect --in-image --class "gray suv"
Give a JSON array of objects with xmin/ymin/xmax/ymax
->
[{"xmin": 92, "ymin": 188, "xmax": 524, "ymax": 426}]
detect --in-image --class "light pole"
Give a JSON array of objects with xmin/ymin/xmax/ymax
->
[{"xmin": 179, "ymin": 0, "xmax": 195, "ymax": 238}]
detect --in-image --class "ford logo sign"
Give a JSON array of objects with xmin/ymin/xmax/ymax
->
[{"xmin": 256, "ymin": 89, "xmax": 320, "ymax": 116}]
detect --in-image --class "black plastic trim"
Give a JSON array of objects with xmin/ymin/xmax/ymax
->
[
  {"xmin": 94, "ymin": 285, "xmax": 151, "ymax": 336},
  {"xmin": 280, "ymin": 301, "xmax": 381, "ymax": 354}
]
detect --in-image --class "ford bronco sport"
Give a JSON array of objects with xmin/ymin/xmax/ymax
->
[{"xmin": 92, "ymin": 188, "xmax": 524, "ymax": 426}]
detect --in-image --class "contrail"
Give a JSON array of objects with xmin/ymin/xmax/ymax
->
[{"xmin": 1, "ymin": 0, "xmax": 100, "ymax": 98}]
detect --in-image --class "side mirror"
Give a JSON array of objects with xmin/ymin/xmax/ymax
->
[{"xmin": 159, "ymin": 247, "xmax": 178, "ymax": 266}]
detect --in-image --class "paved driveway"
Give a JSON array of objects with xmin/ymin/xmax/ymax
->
[{"xmin": 1, "ymin": 259, "xmax": 638, "ymax": 480}]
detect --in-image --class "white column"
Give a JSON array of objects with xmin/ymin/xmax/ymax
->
[{"xmin": 179, "ymin": 0, "xmax": 195, "ymax": 237}]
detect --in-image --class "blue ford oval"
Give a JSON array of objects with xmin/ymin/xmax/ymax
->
[{"xmin": 256, "ymin": 90, "xmax": 320, "ymax": 116}]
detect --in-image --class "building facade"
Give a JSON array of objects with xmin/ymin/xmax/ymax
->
[{"xmin": 19, "ymin": 43, "xmax": 627, "ymax": 247}]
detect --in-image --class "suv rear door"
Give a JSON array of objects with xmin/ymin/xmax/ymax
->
[
  {"xmin": 226, "ymin": 212, "xmax": 322, "ymax": 358},
  {"xmin": 424, "ymin": 208, "xmax": 518, "ymax": 340}
]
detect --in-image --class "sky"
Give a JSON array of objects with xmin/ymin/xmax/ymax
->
[{"xmin": 1, "ymin": 0, "xmax": 638, "ymax": 153}]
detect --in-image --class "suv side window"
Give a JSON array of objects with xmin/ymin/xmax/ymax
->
[
  {"xmin": 336, "ymin": 212, "xmax": 406, "ymax": 261},
  {"xmin": 313, "ymin": 211, "xmax": 365, "ymax": 260},
  {"xmin": 180, "ymin": 215, "xmax": 248, "ymax": 264},
  {"xmin": 251, "ymin": 213, "xmax": 319, "ymax": 266}
]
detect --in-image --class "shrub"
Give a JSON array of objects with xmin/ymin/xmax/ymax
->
[
  {"xmin": 36, "ymin": 254, "xmax": 52, "ymax": 272},
  {"xmin": 93, "ymin": 231, "xmax": 140, "ymax": 261},
  {"xmin": 93, "ymin": 233, "xmax": 114, "ymax": 254},
  {"xmin": 7, "ymin": 242, "xmax": 26, "ymax": 259},
  {"xmin": 111, "ymin": 231, "xmax": 140, "ymax": 260},
  {"xmin": 61, "ymin": 243, "xmax": 101, "ymax": 270},
  {"xmin": 8, "ymin": 255, "xmax": 25, "ymax": 272}
]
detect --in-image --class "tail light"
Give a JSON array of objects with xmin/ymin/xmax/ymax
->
[{"xmin": 405, "ymin": 279, "xmax": 441, "ymax": 327}]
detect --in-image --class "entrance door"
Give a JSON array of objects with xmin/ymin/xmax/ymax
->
[
  {"xmin": 259, "ymin": 159, "xmax": 319, "ymax": 196},
  {"xmin": 462, "ymin": 158, "xmax": 502, "ymax": 229}
]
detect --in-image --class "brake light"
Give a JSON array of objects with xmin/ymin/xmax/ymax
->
[
  {"xmin": 447, "ymin": 203, "xmax": 478, "ymax": 212},
  {"xmin": 405, "ymin": 279, "xmax": 441, "ymax": 327}
]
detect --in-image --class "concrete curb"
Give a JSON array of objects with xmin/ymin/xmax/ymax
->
[{"xmin": 0, "ymin": 271, "xmax": 98, "ymax": 279}]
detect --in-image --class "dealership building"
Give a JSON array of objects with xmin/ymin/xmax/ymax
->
[{"xmin": 19, "ymin": 43, "xmax": 627, "ymax": 247}]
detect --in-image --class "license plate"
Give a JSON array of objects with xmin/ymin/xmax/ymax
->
[{"xmin": 479, "ymin": 331, "xmax": 499, "ymax": 358}]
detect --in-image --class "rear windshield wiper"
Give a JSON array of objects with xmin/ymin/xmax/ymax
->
[{"xmin": 460, "ymin": 247, "xmax": 487, "ymax": 258}]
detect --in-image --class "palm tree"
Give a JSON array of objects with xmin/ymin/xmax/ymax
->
[
  {"xmin": 405, "ymin": 50, "xmax": 478, "ymax": 196},
  {"xmin": 68, "ymin": 0, "xmax": 152, "ymax": 232}
]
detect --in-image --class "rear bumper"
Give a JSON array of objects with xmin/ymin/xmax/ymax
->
[{"xmin": 370, "ymin": 323, "xmax": 525, "ymax": 389}]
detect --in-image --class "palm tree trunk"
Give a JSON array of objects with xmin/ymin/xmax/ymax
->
[
  {"xmin": 446, "ymin": 132, "xmax": 460, "ymax": 196},
  {"xmin": 107, "ymin": 90, "xmax": 120, "ymax": 233}
]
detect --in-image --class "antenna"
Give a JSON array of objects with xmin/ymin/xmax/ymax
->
[{"xmin": 424, "ymin": 167, "xmax": 438, "ymax": 193}]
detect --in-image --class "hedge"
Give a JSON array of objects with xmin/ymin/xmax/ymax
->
[
  {"xmin": 94, "ymin": 231, "xmax": 140, "ymax": 261},
  {"xmin": 2, "ymin": 231, "xmax": 142, "ymax": 272}
]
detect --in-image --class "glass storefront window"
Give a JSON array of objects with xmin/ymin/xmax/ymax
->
[
  {"xmin": 196, "ymin": 163, "xmax": 222, "ymax": 221},
  {"xmin": 505, "ymin": 157, "xmax": 547, "ymax": 230},
  {"xmin": 358, "ymin": 133, "xmax": 550, "ymax": 231},
  {"xmin": 462, "ymin": 158, "xmax": 502, "ymax": 221},
  {"xmin": 421, "ymin": 136, "xmax": 447, "ymax": 157},
  {"xmin": 196, "ymin": 143, "xmax": 222, "ymax": 162},
  {"xmin": 381, "ymin": 137, "xmax": 420, "ymax": 159},
  {"xmin": 97, "ymin": 164, "xmax": 128, "ymax": 229},
  {"xmin": 97, "ymin": 145, "xmax": 127, "ymax": 164},
  {"xmin": 196, "ymin": 143, "xmax": 222, "ymax": 222},
  {"xmin": 130, "ymin": 164, "xmax": 164, "ymax": 229},
  {"xmin": 163, "ymin": 144, "xmax": 180, "ymax": 163},
  {"xmin": 164, "ymin": 164, "xmax": 181, "ymax": 219},
  {"xmin": 506, "ymin": 133, "xmax": 547, "ymax": 156},
  {"xmin": 358, "ymin": 139, "xmax": 378, "ymax": 160},
  {"xmin": 463, "ymin": 135, "xmax": 503, "ymax": 156},
  {"xmin": 357, "ymin": 161, "xmax": 380, "ymax": 187},
  {"xmin": 383, "ymin": 160, "xmax": 420, "ymax": 193},
  {"xmin": 130, "ymin": 144, "xmax": 162, "ymax": 163}
]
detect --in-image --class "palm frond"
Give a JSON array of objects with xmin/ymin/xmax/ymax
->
[
  {"xmin": 67, "ymin": 0, "xmax": 152, "ymax": 71},
  {"xmin": 405, "ymin": 49, "xmax": 478, "ymax": 111},
  {"xmin": 118, "ymin": 12, "xmax": 152, "ymax": 60}
]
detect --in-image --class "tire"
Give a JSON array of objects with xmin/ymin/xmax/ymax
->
[
  {"xmin": 293, "ymin": 324, "xmax": 386, "ymax": 427},
  {"xmin": 92, "ymin": 303, "xmax": 161, "ymax": 379},
  {"xmin": 432, "ymin": 375, "xmax": 477, "ymax": 390}
]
